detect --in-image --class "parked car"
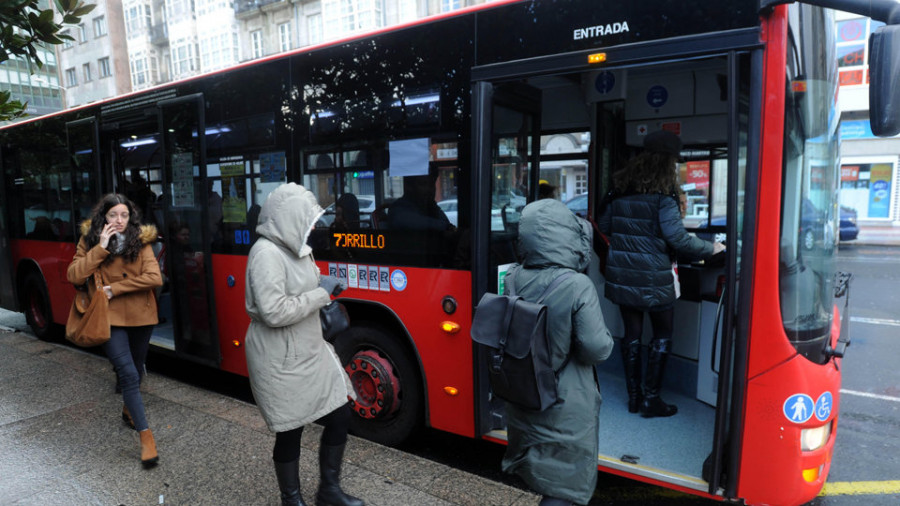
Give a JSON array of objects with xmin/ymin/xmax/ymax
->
[
  {"xmin": 565, "ymin": 194, "xmax": 588, "ymax": 217},
  {"xmin": 839, "ymin": 205, "xmax": 859, "ymax": 242},
  {"xmin": 436, "ymin": 199, "xmax": 459, "ymax": 227},
  {"xmin": 437, "ymin": 198, "xmax": 511, "ymax": 231}
]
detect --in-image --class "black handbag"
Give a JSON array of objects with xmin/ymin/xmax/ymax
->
[{"xmin": 320, "ymin": 301, "xmax": 350, "ymax": 341}]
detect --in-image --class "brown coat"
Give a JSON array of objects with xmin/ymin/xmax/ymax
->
[{"xmin": 67, "ymin": 223, "xmax": 163, "ymax": 327}]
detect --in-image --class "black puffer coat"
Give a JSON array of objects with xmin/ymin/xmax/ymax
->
[{"xmin": 598, "ymin": 193, "xmax": 714, "ymax": 310}]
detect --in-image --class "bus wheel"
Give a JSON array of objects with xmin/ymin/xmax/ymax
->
[
  {"xmin": 23, "ymin": 272, "xmax": 58, "ymax": 341},
  {"xmin": 334, "ymin": 325, "xmax": 423, "ymax": 446}
]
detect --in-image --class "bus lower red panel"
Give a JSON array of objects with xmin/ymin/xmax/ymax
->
[
  {"xmin": 11, "ymin": 240, "xmax": 77, "ymax": 324},
  {"xmin": 738, "ymin": 353, "xmax": 841, "ymax": 505}
]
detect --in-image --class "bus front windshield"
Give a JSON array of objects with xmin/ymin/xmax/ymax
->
[{"xmin": 779, "ymin": 29, "xmax": 840, "ymax": 363}]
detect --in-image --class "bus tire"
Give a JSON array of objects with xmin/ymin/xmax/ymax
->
[
  {"xmin": 22, "ymin": 271, "xmax": 59, "ymax": 341},
  {"xmin": 333, "ymin": 325, "xmax": 423, "ymax": 446}
]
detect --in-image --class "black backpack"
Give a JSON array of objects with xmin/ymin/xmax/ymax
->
[{"xmin": 470, "ymin": 267, "xmax": 575, "ymax": 411}]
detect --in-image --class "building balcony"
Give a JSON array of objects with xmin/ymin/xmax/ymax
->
[{"xmin": 150, "ymin": 23, "xmax": 168, "ymax": 45}]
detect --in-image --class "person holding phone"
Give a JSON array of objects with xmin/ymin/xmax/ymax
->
[{"xmin": 67, "ymin": 193, "xmax": 163, "ymax": 467}]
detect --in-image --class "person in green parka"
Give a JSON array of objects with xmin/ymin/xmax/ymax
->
[{"xmin": 501, "ymin": 198, "xmax": 615, "ymax": 506}]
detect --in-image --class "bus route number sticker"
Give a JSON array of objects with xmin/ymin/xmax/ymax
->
[{"xmin": 783, "ymin": 393, "xmax": 815, "ymax": 424}]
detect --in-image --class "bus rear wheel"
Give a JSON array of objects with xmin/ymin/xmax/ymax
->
[
  {"xmin": 22, "ymin": 272, "xmax": 59, "ymax": 341},
  {"xmin": 333, "ymin": 325, "xmax": 423, "ymax": 446}
]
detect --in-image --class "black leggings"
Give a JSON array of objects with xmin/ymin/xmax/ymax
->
[
  {"xmin": 273, "ymin": 403, "xmax": 352, "ymax": 463},
  {"xmin": 619, "ymin": 306, "xmax": 674, "ymax": 346}
]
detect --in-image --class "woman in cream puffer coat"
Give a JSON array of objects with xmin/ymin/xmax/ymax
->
[{"xmin": 244, "ymin": 183, "xmax": 362, "ymax": 506}]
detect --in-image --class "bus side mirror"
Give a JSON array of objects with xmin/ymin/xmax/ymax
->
[{"xmin": 869, "ymin": 25, "xmax": 900, "ymax": 137}]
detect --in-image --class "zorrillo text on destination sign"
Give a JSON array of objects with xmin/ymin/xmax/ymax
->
[{"xmin": 574, "ymin": 21, "xmax": 630, "ymax": 40}]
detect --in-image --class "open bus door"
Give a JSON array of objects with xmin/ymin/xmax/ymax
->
[
  {"xmin": 66, "ymin": 118, "xmax": 103, "ymax": 233},
  {"xmin": 472, "ymin": 53, "xmax": 753, "ymax": 499},
  {"xmin": 156, "ymin": 95, "xmax": 221, "ymax": 367},
  {"xmin": 472, "ymin": 80, "xmax": 542, "ymax": 433}
]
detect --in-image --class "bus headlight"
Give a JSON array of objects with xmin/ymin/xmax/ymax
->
[{"xmin": 801, "ymin": 422, "xmax": 832, "ymax": 451}]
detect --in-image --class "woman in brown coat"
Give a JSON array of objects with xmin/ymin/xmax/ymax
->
[{"xmin": 67, "ymin": 193, "xmax": 163, "ymax": 467}]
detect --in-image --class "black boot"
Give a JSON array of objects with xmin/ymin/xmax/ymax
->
[
  {"xmin": 316, "ymin": 444, "xmax": 364, "ymax": 506},
  {"xmin": 640, "ymin": 339, "xmax": 677, "ymax": 418},
  {"xmin": 620, "ymin": 339, "xmax": 642, "ymax": 413},
  {"xmin": 274, "ymin": 458, "xmax": 308, "ymax": 506}
]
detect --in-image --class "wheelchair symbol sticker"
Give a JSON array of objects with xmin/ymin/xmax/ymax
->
[
  {"xmin": 783, "ymin": 394, "xmax": 814, "ymax": 423},
  {"xmin": 815, "ymin": 392, "xmax": 833, "ymax": 422}
]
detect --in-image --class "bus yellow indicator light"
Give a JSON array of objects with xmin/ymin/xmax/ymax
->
[
  {"xmin": 443, "ymin": 386, "xmax": 459, "ymax": 396},
  {"xmin": 232, "ymin": 340, "xmax": 242, "ymax": 347},
  {"xmin": 802, "ymin": 466, "xmax": 821, "ymax": 482},
  {"xmin": 588, "ymin": 52, "xmax": 607, "ymax": 64},
  {"xmin": 441, "ymin": 321, "xmax": 461, "ymax": 334}
]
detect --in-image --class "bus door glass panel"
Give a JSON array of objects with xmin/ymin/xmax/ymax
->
[
  {"xmin": 67, "ymin": 119, "xmax": 101, "ymax": 232},
  {"xmin": 159, "ymin": 96, "xmax": 220, "ymax": 364},
  {"xmin": 0, "ymin": 148, "xmax": 13, "ymax": 309},
  {"xmin": 537, "ymin": 131, "xmax": 590, "ymax": 211},
  {"xmin": 488, "ymin": 84, "xmax": 540, "ymax": 287},
  {"xmin": 114, "ymin": 129, "xmax": 162, "ymax": 229}
]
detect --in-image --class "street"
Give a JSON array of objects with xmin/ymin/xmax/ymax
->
[{"xmin": 1, "ymin": 244, "xmax": 898, "ymax": 505}]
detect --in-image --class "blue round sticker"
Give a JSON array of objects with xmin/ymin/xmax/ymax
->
[
  {"xmin": 646, "ymin": 85, "xmax": 668, "ymax": 108},
  {"xmin": 390, "ymin": 269, "xmax": 408, "ymax": 291},
  {"xmin": 595, "ymin": 71, "xmax": 616, "ymax": 94},
  {"xmin": 783, "ymin": 394, "xmax": 814, "ymax": 423},
  {"xmin": 815, "ymin": 392, "xmax": 833, "ymax": 422}
]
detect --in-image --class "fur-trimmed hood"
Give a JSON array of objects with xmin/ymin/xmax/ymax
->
[{"xmin": 80, "ymin": 219, "xmax": 158, "ymax": 244}]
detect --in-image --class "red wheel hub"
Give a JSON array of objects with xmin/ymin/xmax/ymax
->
[{"xmin": 345, "ymin": 350, "xmax": 401, "ymax": 419}]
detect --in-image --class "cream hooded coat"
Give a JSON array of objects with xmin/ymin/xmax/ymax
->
[{"xmin": 244, "ymin": 183, "xmax": 354, "ymax": 433}]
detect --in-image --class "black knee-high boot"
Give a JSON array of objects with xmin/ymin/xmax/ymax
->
[
  {"xmin": 274, "ymin": 458, "xmax": 308, "ymax": 506},
  {"xmin": 316, "ymin": 443, "xmax": 364, "ymax": 506},
  {"xmin": 620, "ymin": 339, "xmax": 642, "ymax": 413},
  {"xmin": 641, "ymin": 338, "xmax": 678, "ymax": 418}
]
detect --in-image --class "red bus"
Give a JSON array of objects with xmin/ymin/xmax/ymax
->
[{"xmin": 2, "ymin": 1, "xmax": 899, "ymax": 504}]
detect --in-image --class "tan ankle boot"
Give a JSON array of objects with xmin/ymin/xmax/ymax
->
[{"xmin": 140, "ymin": 429, "xmax": 159, "ymax": 468}]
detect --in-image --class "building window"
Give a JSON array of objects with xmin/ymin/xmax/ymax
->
[
  {"xmin": 62, "ymin": 29, "xmax": 74, "ymax": 49},
  {"xmin": 251, "ymin": 30, "xmax": 264, "ymax": 59},
  {"xmin": 125, "ymin": 5, "xmax": 151, "ymax": 37},
  {"xmin": 440, "ymin": 0, "xmax": 461, "ymax": 12},
  {"xmin": 279, "ymin": 23, "xmax": 292, "ymax": 52},
  {"xmin": 131, "ymin": 57, "xmax": 147, "ymax": 87},
  {"xmin": 82, "ymin": 63, "xmax": 92, "ymax": 82},
  {"xmin": 98, "ymin": 57, "xmax": 111, "ymax": 78},
  {"xmin": 307, "ymin": 14, "xmax": 323, "ymax": 45},
  {"xmin": 171, "ymin": 41, "xmax": 199, "ymax": 77},
  {"xmin": 93, "ymin": 15, "xmax": 107, "ymax": 37},
  {"xmin": 78, "ymin": 24, "xmax": 87, "ymax": 43},
  {"xmin": 65, "ymin": 67, "xmax": 78, "ymax": 87},
  {"xmin": 323, "ymin": 0, "xmax": 383, "ymax": 38}
]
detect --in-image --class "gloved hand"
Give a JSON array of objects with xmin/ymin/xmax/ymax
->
[{"xmin": 319, "ymin": 275, "xmax": 346, "ymax": 296}]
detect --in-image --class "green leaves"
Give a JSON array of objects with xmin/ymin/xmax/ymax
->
[{"xmin": 0, "ymin": 0, "xmax": 94, "ymax": 120}]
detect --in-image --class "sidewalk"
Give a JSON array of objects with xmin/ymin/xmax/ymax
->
[
  {"xmin": 853, "ymin": 225, "xmax": 900, "ymax": 247},
  {"xmin": 0, "ymin": 328, "xmax": 538, "ymax": 506}
]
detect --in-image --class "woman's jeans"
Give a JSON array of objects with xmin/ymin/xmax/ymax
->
[{"xmin": 104, "ymin": 325, "xmax": 153, "ymax": 431}]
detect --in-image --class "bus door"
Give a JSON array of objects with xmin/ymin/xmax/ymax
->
[
  {"xmin": 0, "ymin": 148, "xmax": 13, "ymax": 310},
  {"xmin": 66, "ymin": 118, "xmax": 103, "ymax": 231},
  {"xmin": 157, "ymin": 95, "xmax": 221, "ymax": 366},
  {"xmin": 472, "ymin": 81, "xmax": 542, "ymax": 432}
]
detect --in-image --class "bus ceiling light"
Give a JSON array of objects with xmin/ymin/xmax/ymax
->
[
  {"xmin": 588, "ymin": 52, "xmax": 607, "ymax": 64},
  {"xmin": 800, "ymin": 421, "xmax": 832, "ymax": 452},
  {"xmin": 441, "ymin": 321, "xmax": 461, "ymax": 334}
]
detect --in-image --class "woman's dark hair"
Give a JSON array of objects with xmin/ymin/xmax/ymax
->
[
  {"xmin": 612, "ymin": 152, "xmax": 680, "ymax": 195},
  {"xmin": 84, "ymin": 193, "xmax": 144, "ymax": 263}
]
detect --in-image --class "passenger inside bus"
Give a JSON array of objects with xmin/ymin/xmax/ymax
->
[{"xmin": 388, "ymin": 175, "xmax": 454, "ymax": 232}]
